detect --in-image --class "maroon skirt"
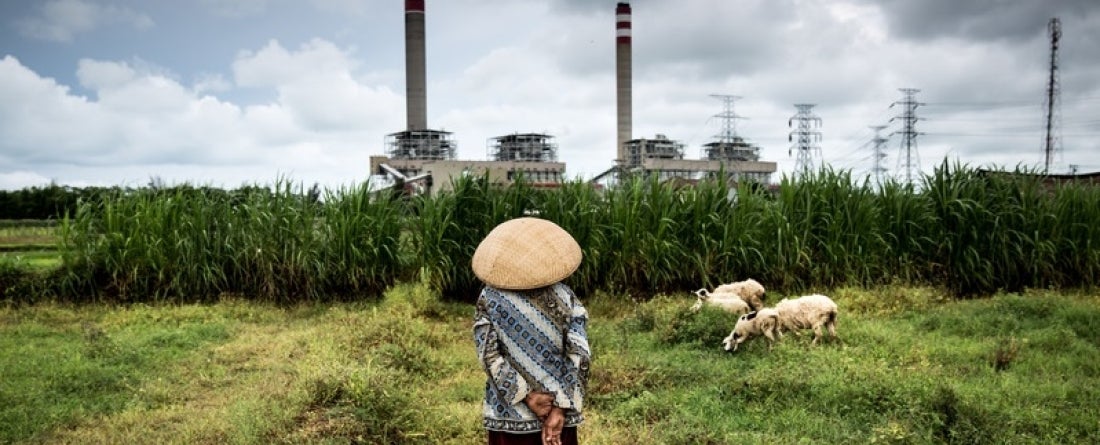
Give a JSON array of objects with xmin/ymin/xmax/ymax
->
[{"xmin": 488, "ymin": 427, "xmax": 578, "ymax": 445}]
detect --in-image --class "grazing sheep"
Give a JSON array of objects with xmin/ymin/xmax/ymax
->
[
  {"xmin": 722, "ymin": 308, "xmax": 781, "ymax": 351},
  {"xmin": 710, "ymin": 278, "xmax": 767, "ymax": 311},
  {"xmin": 773, "ymin": 294, "xmax": 839, "ymax": 345},
  {"xmin": 690, "ymin": 289, "xmax": 751, "ymax": 315}
]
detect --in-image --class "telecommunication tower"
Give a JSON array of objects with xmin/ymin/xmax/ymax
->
[
  {"xmin": 890, "ymin": 88, "xmax": 924, "ymax": 185},
  {"xmin": 788, "ymin": 104, "xmax": 822, "ymax": 176},
  {"xmin": 1043, "ymin": 17, "xmax": 1062, "ymax": 172}
]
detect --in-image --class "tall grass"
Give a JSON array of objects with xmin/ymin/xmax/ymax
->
[
  {"xmin": 408, "ymin": 173, "xmax": 540, "ymax": 299},
  {"xmin": 56, "ymin": 180, "xmax": 405, "ymax": 303},
  {"xmin": 42, "ymin": 163, "xmax": 1100, "ymax": 303},
  {"xmin": 924, "ymin": 162, "xmax": 1100, "ymax": 295}
]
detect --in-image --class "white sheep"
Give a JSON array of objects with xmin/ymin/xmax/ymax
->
[
  {"xmin": 709, "ymin": 278, "xmax": 767, "ymax": 311},
  {"xmin": 722, "ymin": 308, "xmax": 781, "ymax": 351},
  {"xmin": 690, "ymin": 289, "xmax": 751, "ymax": 315},
  {"xmin": 773, "ymin": 293, "xmax": 839, "ymax": 345}
]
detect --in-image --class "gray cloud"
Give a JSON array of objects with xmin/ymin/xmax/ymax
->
[{"xmin": 869, "ymin": 0, "xmax": 1097, "ymax": 43}]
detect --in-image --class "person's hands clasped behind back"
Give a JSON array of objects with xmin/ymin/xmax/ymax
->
[
  {"xmin": 524, "ymin": 391, "xmax": 554, "ymax": 419},
  {"xmin": 542, "ymin": 406, "xmax": 565, "ymax": 445}
]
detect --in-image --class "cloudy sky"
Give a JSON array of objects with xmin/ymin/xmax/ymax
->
[{"xmin": 1, "ymin": 0, "xmax": 1098, "ymax": 191}]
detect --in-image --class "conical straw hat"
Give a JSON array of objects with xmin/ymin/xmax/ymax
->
[{"xmin": 472, "ymin": 217, "xmax": 582, "ymax": 290}]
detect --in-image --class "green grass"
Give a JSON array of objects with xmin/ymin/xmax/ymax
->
[
  {"xmin": 0, "ymin": 250, "xmax": 61, "ymax": 269},
  {"xmin": 0, "ymin": 303, "xmax": 232, "ymax": 442},
  {"xmin": 0, "ymin": 224, "xmax": 58, "ymax": 255},
  {"xmin": 2, "ymin": 285, "xmax": 1098, "ymax": 444},
  {"xmin": 0, "ymin": 222, "xmax": 62, "ymax": 272}
]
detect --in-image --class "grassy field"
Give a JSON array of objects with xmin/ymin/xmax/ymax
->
[
  {"xmin": 2, "ymin": 284, "xmax": 1098, "ymax": 444},
  {"xmin": 0, "ymin": 225, "xmax": 60, "ymax": 269}
]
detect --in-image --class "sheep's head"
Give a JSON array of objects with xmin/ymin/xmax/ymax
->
[
  {"xmin": 723, "ymin": 329, "xmax": 748, "ymax": 352},
  {"xmin": 722, "ymin": 312, "xmax": 757, "ymax": 351},
  {"xmin": 690, "ymin": 289, "xmax": 709, "ymax": 312},
  {"xmin": 722, "ymin": 331, "xmax": 737, "ymax": 351}
]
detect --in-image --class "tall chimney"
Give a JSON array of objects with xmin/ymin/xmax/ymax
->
[
  {"xmin": 405, "ymin": 0, "xmax": 427, "ymax": 131},
  {"xmin": 615, "ymin": 2, "xmax": 632, "ymax": 166}
]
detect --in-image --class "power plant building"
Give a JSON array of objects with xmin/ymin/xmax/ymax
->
[
  {"xmin": 371, "ymin": 1, "xmax": 775, "ymax": 194},
  {"xmin": 623, "ymin": 134, "xmax": 684, "ymax": 167},
  {"xmin": 597, "ymin": 2, "xmax": 777, "ymax": 186},
  {"xmin": 371, "ymin": 0, "xmax": 566, "ymax": 195},
  {"xmin": 608, "ymin": 132, "xmax": 775, "ymax": 184}
]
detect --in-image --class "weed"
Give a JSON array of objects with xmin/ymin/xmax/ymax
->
[{"xmin": 992, "ymin": 337, "xmax": 1021, "ymax": 372}]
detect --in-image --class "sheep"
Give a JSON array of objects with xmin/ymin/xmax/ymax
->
[
  {"xmin": 722, "ymin": 308, "xmax": 781, "ymax": 351},
  {"xmin": 709, "ymin": 278, "xmax": 767, "ymax": 311},
  {"xmin": 773, "ymin": 293, "xmax": 839, "ymax": 346},
  {"xmin": 690, "ymin": 288, "xmax": 751, "ymax": 315}
]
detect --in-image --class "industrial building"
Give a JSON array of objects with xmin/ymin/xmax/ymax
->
[
  {"xmin": 370, "ymin": 0, "xmax": 565, "ymax": 196},
  {"xmin": 371, "ymin": 1, "xmax": 776, "ymax": 195},
  {"xmin": 594, "ymin": 2, "xmax": 777, "ymax": 186}
]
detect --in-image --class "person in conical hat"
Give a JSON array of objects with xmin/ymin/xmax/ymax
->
[{"xmin": 471, "ymin": 217, "xmax": 590, "ymax": 445}]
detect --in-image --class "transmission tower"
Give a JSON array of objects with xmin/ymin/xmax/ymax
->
[
  {"xmin": 869, "ymin": 125, "xmax": 889, "ymax": 186},
  {"xmin": 1043, "ymin": 17, "xmax": 1062, "ymax": 173},
  {"xmin": 788, "ymin": 104, "xmax": 822, "ymax": 177},
  {"xmin": 710, "ymin": 94, "xmax": 745, "ymax": 144},
  {"xmin": 890, "ymin": 88, "xmax": 924, "ymax": 185}
]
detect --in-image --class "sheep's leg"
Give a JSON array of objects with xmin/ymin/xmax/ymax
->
[
  {"xmin": 825, "ymin": 311, "xmax": 839, "ymax": 345},
  {"xmin": 763, "ymin": 326, "xmax": 779, "ymax": 351},
  {"xmin": 812, "ymin": 325, "xmax": 823, "ymax": 345}
]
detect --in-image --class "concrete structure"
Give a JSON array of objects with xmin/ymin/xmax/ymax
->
[
  {"xmin": 489, "ymin": 133, "xmax": 559, "ymax": 162},
  {"xmin": 385, "ymin": 129, "xmax": 456, "ymax": 163},
  {"xmin": 370, "ymin": 156, "xmax": 565, "ymax": 195},
  {"xmin": 595, "ymin": 130, "xmax": 776, "ymax": 185},
  {"xmin": 594, "ymin": 3, "xmax": 777, "ymax": 187},
  {"xmin": 616, "ymin": 2, "xmax": 632, "ymax": 166},
  {"xmin": 372, "ymin": 1, "xmax": 567, "ymax": 196},
  {"xmin": 405, "ymin": 0, "xmax": 427, "ymax": 131},
  {"xmin": 623, "ymin": 134, "xmax": 683, "ymax": 166}
]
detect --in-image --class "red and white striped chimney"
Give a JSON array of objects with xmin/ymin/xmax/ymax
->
[
  {"xmin": 405, "ymin": 0, "xmax": 427, "ymax": 131},
  {"xmin": 615, "ymin": 2, "xmax": 632, "ymax": 166}
]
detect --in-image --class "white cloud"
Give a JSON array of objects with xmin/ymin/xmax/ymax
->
[
  {"xmin": 233, "ymin": 39, "xmax": 359, "ymax": 87},
  {"xmin": 17, "ymin": 0, "xmax": 153, "ymax": 43},
  {"xmin": 75, "ymin": 58, "xmax": 137, "ymax": 89},
  {"xmin": 192, "ymin": 73, "xmax": 233, "ymax": 95},
  {"xmin": 0, "ymin": 37, "xmax": 409, "ymax": 190},
  {"xmin": 233, "ymin": 38, "xmax": 403, "ymax": 132},
  {"xmin": 0, "ymin": 171, "xmax": 54, "ymax": 190}
]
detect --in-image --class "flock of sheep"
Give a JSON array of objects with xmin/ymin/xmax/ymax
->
[{"xmin": 689, "ymin": 279, "xmax": 840, "ymax": 353}]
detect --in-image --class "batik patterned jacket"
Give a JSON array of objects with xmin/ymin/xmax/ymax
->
[{"xmin": 473, "ymin": 282, "xmax": 591, "ymax": 433}]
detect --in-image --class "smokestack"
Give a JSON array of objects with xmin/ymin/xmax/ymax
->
[
  {"xmin": 405, "ymin": 0, "xmax": 427, "ymax": 131},
  {"xmin": 615, "ymin": 2, "xmax": 632, "ymax": 166}
]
